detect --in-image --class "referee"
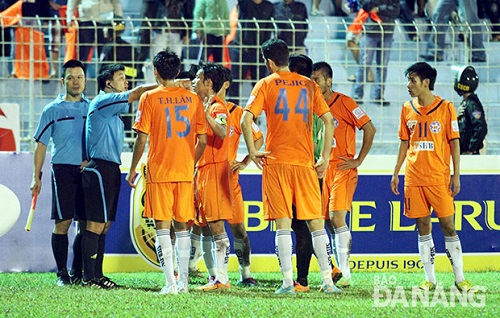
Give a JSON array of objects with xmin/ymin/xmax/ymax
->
[
  {"xmin": 31, "ymin": 59, "xmax": 89, "ymax": 286},
  {"xmin": 81, "ymin": 64, "xmax": 157, "ymax": 288}
]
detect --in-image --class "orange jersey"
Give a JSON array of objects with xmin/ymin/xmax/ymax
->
[
  {"xmin": 197, "ymin": 95, "xmax": 230, "ymax": 167},
  {"xmin": 245, "ymin": 71, "xmax": 330, "ymax": 167},
  {"xmin": 227, "ymin": 102, "xmax": 263, "ymax": 162},
  {"xmin": 133, "ymin": 86, "xmax": 207, "ymax": 182},
  {"xmin": 327, "ymin": 92, "xmax": 371, "ymax": 164},
  {"xmin": 398, "ymin": 96, "xmax": 460, "ymax": 186}
]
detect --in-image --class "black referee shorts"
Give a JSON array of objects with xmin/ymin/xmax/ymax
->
[
  {"xmin": 82, "ymin": 159, "xmax": 121, "ymax": 223},
  {"xmin": 51, "ymin": 164, "xmax": 86, "ymax": 221}
]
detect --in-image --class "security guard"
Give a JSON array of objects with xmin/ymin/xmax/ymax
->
[{"xmin": 454, "ymin": 65, "xmax": 488, "ymax": 154}]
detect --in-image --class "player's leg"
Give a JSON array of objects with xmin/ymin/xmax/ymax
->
[
  {"xmin": 200, "ymin": 225, "xmax": 217, "ymax": 280},
  {"xmin": 275, "ymin": 217, "xmax": 295, "ymax": 292},
  {"xmin": 170, "ymin": 229, "xmax": 178, "ymax": 277},
  {"xmin": 432, "ymin": 185, "xmax": 473, "ymax": 291},
  {"xmin": 208, "ymin": 220, "xmax": 230, "ymax": 286},
  {"xmin": 70, "ymin": 220, "xmax": 85, "ymax": 283},
  {"xmin": 230, "ymin": 222, "xmax": 258, "ymax": 286},
  {"xmin": 415, "ymin": 216, "xmax": 436, "ymax": 289},
  {"xmin": 330, "ymin": 209, "xmax": 351, "ymax": 286},
  {"xmin": 155, "ymin": 220, "xmax": 177, "ymax": 294},
  {"xmin": 52, "ymin": 219, "xmax": 72, "ymax": 285},
  {"xmin": 173, "ymin": 221, "xmax": 190, "ymax": 293},
  {"xmin": 291, "ymin": 216, "xmax": 313, "ymax": 292},
  {"xmin": 188, "ymin": 224, "xmax": 203, "ymax": 274}
]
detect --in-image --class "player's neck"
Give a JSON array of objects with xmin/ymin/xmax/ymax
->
[
  {"xmin": 417, "ymin": 91, "xmax": 435, "ymax": 107},
  {"xmin": 63, "ymin": 93, "xmax": 82, "ymax": 102},
  {"xmin": 324, "ymin": 89, "xmax": 334, "ymax": 101},
  {"xmin": 160, "ymin": 79, "xmax": 176, "ymax": 88}
]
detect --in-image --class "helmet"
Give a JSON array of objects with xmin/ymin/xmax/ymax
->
[{"xmin": 454, "ymin": 65, "xmax": 479, "ymax": 96}]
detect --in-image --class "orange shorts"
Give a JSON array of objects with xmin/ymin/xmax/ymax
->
[
  {"xmin": 263, "ymin": 164, "xmax": 322, "ymax": 221},
  {"xmin": 195, "ymin": 162, "xmax": 233, "ymax": 224},
  {"xmin": 144, "ymin": 182, "xmax": 195, "ymax": 223},
  {"xmin": 229, "ymin": 171, "xmax": 244, "ymax": 224},
  {"xmin": 322, "ymin": 167, "xmax": 358, "ymax": 219},
  {"xmin": 403, "ymin": 185, "xmax": 455, "ymax": 219}
]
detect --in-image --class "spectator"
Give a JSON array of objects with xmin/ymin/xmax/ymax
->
[
  {"xmin": 193, "ymin": 0, "xmax": 230, "ymax": 63},
  {"xmin": 0, "ymin": 0, "xmax": 18, "ymax": 58},
  {"xmin": 478, "ymin": 0, "xmax": 500, "ymax": 42},
  {"xmin": 273, "ymin": 0, "xmax": 309, "ymax": 54},
  {"xmin": 353, "ymin": 0, "xmax": 400, "ymax": 106},
  {"xmin": 66, "ymin": 0, "xmax": 123, "ymax": 63},
  {"xmin": 454, "ymin": 65, "xmax": 488, "ymax": 154},
  {"xmin": 228, "ymin": 0, "xmax": 274, "ymax": 104},
  {"xmin": 48, "ymin": 1, "xmax": 68, "ymax": 78},
  {"xmin": 399, "ymin": 0, "xmax": 417, "ymax": 41},
  {"xmin": 346, "ymin": 8, "xmax": 378, "ymax": 82},
  {"xmin": 311, "ymin": 0, "xmax": 349, "ymax": 16},
  {"xmin": 419, "ymin": 0, "xmax": 486, "ymax": 63}
]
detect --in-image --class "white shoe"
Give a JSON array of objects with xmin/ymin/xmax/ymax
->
[
  {"xmin": 159, "ymin": 285, "xmax": 178, "ymax": 295},
  {"xmin": 177, "ymin": 282, "xmax": 189, "ymax": 293}
]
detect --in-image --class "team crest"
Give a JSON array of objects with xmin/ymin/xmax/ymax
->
[
  {"xmin": 407, "ymin": 120, "xmax": 417, "ymax": 134},
  {"xmin": 472, "ymin": 110, "xmax": 482, "ymax": 119},
  {"xmin": 229, "ymin": 125, "xmax": 235, "ymax": 137},
  {"xmin": 430, "ymin": 121, "xmax": 441, "ymax": 133},
  {"xmin": 333, "ymin": 117, "xmax": 339, "ymax": 128},
  {"xmin": 129, "ymin": 163, "xmax": 160, "ymax": 268}
]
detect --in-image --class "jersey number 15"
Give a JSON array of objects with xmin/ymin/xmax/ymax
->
[{"xmin": 165, "ymin": 105, "xmax": 190, "ymax": 138}]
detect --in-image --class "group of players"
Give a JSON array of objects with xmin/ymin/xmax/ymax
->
[{"xmin": 31, "ymin": 37, "xmax": 480, "ymax": 294}]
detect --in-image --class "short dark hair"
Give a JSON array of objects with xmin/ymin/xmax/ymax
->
[
  {"xmin": 405, "ymin": 62, "xmax": 437, "ymax": 90},
  {"xmin": 153, "ymin": 50, "xmax": 180, "ymax": 80},
  {"xmin": 200, "ymin": 62, "xmax": 226, "ymax": 93},
  {"xmin": 221, "ymin": 65, "xmax": 232, "ymax": 85},
  {"xmin": 62, "ymin": 59, "xmax": 86, "ymax": 78},
  {"xmin": 97, "ymin": 64, "xmax": 125, "ymax": 91},
  {"xmin": 312, "ymin": 61, "xmax": 333, "ymax": 80},
  {"xmin": 289, "ymin": 54, "xmax": 313, "ymax": 77},
  {"xmin": 261, "ymin": 39, "xmax": 289, "ymax": 67}
]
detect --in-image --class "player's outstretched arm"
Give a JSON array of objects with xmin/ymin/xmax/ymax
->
[
  {"xmin": 128, "ymin": 83, "xmax": 158, "ymax": 103},
  {"xmin": 390, "ymin": 140, "xmax": 409, "ymax": 195},
  {"xmin": 126, "ymin": 132, "xmax": 147, "ymax": 188}
]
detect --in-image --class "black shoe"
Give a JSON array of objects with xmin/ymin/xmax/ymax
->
[
  {"xmin": 98, "ymin": 276, "xmax": 120, "ymax": 289},
  {"xmin": 333, "ymin": 10, "xmax": 349, "ymax": 17},
  {"xmin": 82, "ymin": 278, "xmax": 103, "ymax": 289},
  {"xmin": 56, "ymin": 269, "xmax": 71, "ymax": 286},
  {"xmin": 419, "ymin": 53, "xmax": 443, "ymax": 62},
  {"xmin": 69, "ymin": 275, "xmax": 82, "ymax": 285}
]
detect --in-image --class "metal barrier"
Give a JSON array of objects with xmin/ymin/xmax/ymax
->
[{"xmin": 0, "ymin": 17, "xmax": 498, "ymax": 154}]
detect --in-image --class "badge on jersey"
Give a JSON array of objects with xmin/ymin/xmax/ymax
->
[
  {"xmin": 472, "ymin": 110, "xmax": 483, "ymax": 119},
  {"xmin": 251, "ymin": 122, "xmax": 260, "ymax": 133},
  {"xmin": 352, "ymin": 107, "xmax": 365, "ymax": 120},
  {"xmin": 451, "ymin": 120, "xmax": 459, "ymax": 132},
  {"xmin": 430, "ymin": 121, "xmax": 441, "ymax": 133},
  {"xmin": 214, "ymin": 113, "xmax": 227, "ymax": 125},
  {"xmin": 333, "ymin": 117, "xmax": 339, "ymax": 128},
  {"xmin": 407, "ymin": 120, "xmax": 417, "ymax": 134}
]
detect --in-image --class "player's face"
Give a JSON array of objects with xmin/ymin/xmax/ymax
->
[
  {"xmin": 407, "ymin": 73, "xmax": 424, "ymax": 98},
  {"xmin": 63, "ymin": 67, "xmax": 86, "ymax": 97},
  {"xmin": 110, "ymin": 70, "xmax": 129, "ymax": 92},
  {"xmin": 193, "ymin": 70, "xmax": 208, "ymax": 98},
  {"xmin": 311, "ymin": 70, "xmax": 329, "ymax": 95}
]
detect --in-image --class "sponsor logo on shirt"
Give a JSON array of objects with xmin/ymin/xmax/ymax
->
[
  {"xmin": 451, "ymin": 120, "xmax": 459, "ymax": 132},
  {"xmin": 430, "ymin": 121, "xmax": 441, "ymax": 133},
  {"xmin": 135, "ymin": 110, "xmax": 142, "ymax": 122},
  {"xmin": 352, "ymin": 107, "xmax": 365, "ymax": 119},
  {"xmin": 414, "ymin": 141, "xmax": 434, "ymax": 151}
]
